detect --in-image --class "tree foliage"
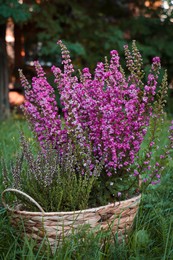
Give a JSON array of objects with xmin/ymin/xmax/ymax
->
[
  {"xmin": 22, "ymin": 0, "xmax": 173, "ymax": 81},
  {"xmin": 1, "ymin": 0, "xmax": 173, "ymax": 119},
  {"xmin": 0, "ymin": 0, "xmax": 39, "ymax": 24}
]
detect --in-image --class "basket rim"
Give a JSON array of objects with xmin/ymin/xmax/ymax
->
[{"xmin": 7, "ymin": 194, "xmax": 141, "ymax": 216}]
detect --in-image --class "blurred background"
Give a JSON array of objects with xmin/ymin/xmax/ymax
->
[{"xmin": 1, "ymin": 0, "xmax": 173, "ymax": 120}]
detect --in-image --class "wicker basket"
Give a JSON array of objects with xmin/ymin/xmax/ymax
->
[{"xmin": 2, "ymin": 188, "xmax": 141, "ymax": 250}]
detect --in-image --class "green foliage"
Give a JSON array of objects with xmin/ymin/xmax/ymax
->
[
  {"xmin": 1, "ymin": 170, "xmax": 173, "ymax": 259},
  {"xmin": 125, "ymin": 14, "xmax": 173, "ymax": 84},
  {"xmin": 2, "ymin": 134, "xmax": 102, "ymax": 212},
  {"xmin": 128, "ymin": 170, "xmax": 173, "ymax": 259},
  {"xmin": 0, "ymin": 0, "xmax": 39, "ymax": 24},
  {"xmin": 1, "ymin": 118, "xmax": 173, "ymax": 259},
  {"xmin": 89, "ymin": 172, "xmax": 139, "ymax": 208},
  {"xmin": 0, "ymin": 117, "xmax": 32, "ymax": 161},
  {"xmin": 28, "ymin": 0, "xmax": 126, "ymax": 68}
]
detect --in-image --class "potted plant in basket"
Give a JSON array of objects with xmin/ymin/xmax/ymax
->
[{"xmin": 2, "ymin": 40, "xmax": 172, "ymax": 250}]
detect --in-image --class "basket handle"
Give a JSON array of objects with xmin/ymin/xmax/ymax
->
[{"xmin": 1, "ymin": 188, "xmax": 45, "ymax": 214}]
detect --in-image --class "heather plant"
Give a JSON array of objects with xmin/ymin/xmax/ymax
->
[
  {"xmin": 1, "ymin": 119, "xmax": 173, "ymax": 259},
  {"xmin": 2, "ymin": 134, "xmax": 102, "ymax": 211},
  {"xmin": 17, "ymin": 40, "xmax": 173, "ymax": 204}
]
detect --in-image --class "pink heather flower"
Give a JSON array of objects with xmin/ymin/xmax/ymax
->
[
  {"xmin": 151, "ymin": 180, "xmax": 160, "ymax": 185},
  {"xmin": 152, "ymin": 57, "xmax": 160, "ymax": 64},
  {"xmin": 160, "ymin": 155, "xmax": 165, "ymax": 159},
  {"xmin": 107, "ymin": 172, "xmax": 112, "ymax": 177},
  {"xmin": 169, "ymin": 125, "xmax": 173, "ymax": 131},
  {"xmin": 117, "ymin": 192, "xmax": 122, "ymax": 197},
  {"xmin": 89, "ymin": 164, "xmax": 94, "ymax": 170},
  {"xmin": 110, "ymin": 50, "xmax": 118, "ymax": 56},
  {"xmin": 20, "ymin": 40, "xmax": 163, "ymax": 178},
  {"xmin": 133, "ymin": 170, "xmax": 139, "ymax": 176},
  {"xmin": 57, "ymin": 40, "xmax": 62, "ymax": 45},
  {"xmin": 150, "ymin": 141, "xmax": 155, "ymax": 147},
  {"xmin": 83, "ymin": 68, "xmax": 90, "ymax": 73},
  {"xmin": 143, "ymin": 161, "xmax": 149, "ymax": 165}
]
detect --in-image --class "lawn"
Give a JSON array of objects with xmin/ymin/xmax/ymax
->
[{"xmin": 0, "ymin": 117, "xmax": 173, "ymax": 259}]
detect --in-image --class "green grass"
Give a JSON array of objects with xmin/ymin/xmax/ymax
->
[
  {"xmin": 1, "ymin": 117, "xmax": 173, "ymax": 259},
  {"xmin": 0, "ymin": 116, "xmax": 33, "ymax": 161}
]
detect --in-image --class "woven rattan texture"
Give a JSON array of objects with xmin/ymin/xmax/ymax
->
[{"xmin": 8, "ymin": 194, "xmax": 141, "ymax": 249}]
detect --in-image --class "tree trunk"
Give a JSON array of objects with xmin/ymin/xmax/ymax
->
[
  {"xmin": 0, "ymin": 23, "xmax": 10, "ymax": 121},
  {"xmin": 14, "ymin": 24, "xmax": 24, "ymax": 69}
]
